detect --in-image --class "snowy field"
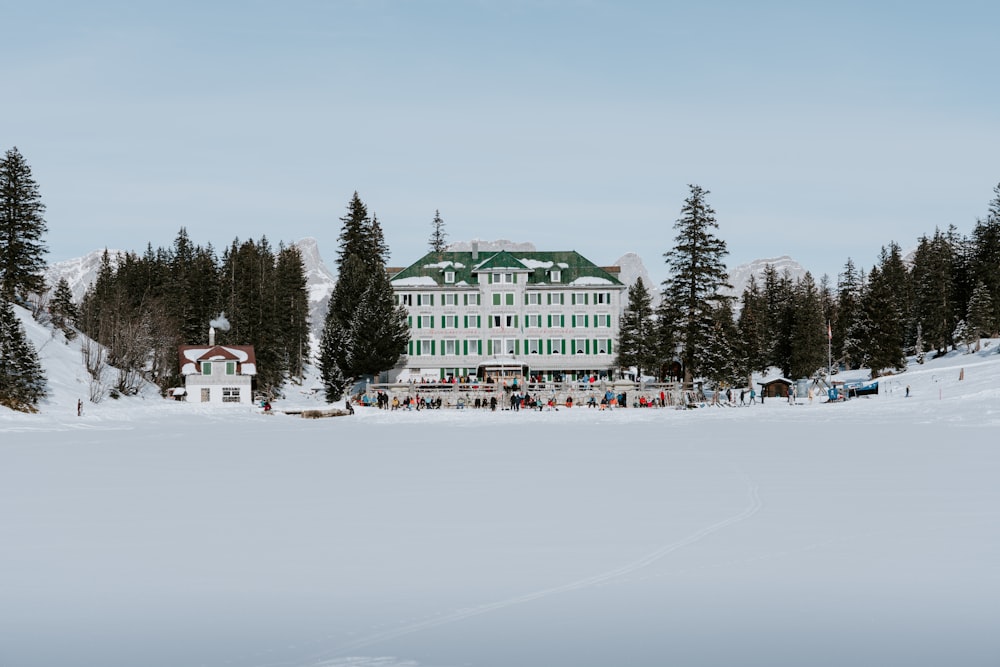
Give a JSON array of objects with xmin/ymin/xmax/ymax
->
[{"xmin": 3, "ymin": 307, "xmax": 1000, "ymax": 667}]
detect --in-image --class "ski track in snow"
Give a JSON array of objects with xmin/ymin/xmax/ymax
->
[{"xmin": 287, "ymin": 462, "xmax": 762, "ymax": 666}]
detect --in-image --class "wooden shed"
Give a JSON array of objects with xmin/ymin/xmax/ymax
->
[{"xmin": 758, "ymin": 377, "xmax": 793, "ymax": 399}]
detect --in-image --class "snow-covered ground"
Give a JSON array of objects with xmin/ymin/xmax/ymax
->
[{"xmin": 3, "ymin": 305, "xmax": 999, "ymax": 667}]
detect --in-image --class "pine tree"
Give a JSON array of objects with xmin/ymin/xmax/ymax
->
[
  {"xmin": 969, "ymin": 183, "xmax": 1000, "ymax": 335},
  {"xmin": 833, "ymin": 258, "xmax": 861, "ymax": 368},
  {"xmin": 274, "ymin": 244, "xmax": 311, "ymax": 382},
  {"xmin": 0, "ymin": 147, "xmax": 48, "ymax": 301},
  {"xmin": 429, "ymin": 209, "xmax": 447, "ymax": 252},
  {"xmin": 0, "ymin": 297, "xmax": 47, "ymax": 411},
  {"xmin": 965, "ymin": 281, "xmax": 993, "ymax": 351},
  {"xmin": 736, "ymin": 274, "xmax": 768, "ymax": 376},
  {"xmin": 862, "ymin": 259, "xmax": 907, "ymax": 376},
  {"xmin": 910, "ymin": 230, "xmax": 956, "ymax": 355},
  {"xmin": 320, "ymin": 193, "xmax": 409, "ymax": 398},
  {"xmin": 700, "ymin": 300, "xmax": 741, "ymax": 388},
  {"xmin": 788, "ymin": 272, "xmax": 827, "ymax": 379},
  {"xmin": 661, "ymin": 185, "xmax": 732, "ymax": 384},
  {"xmin": 49, "ymin": 277, "xmax": 79, "ymax": 329},
  {"xmin": 615, "ymin": 277, "xmax": 659, "ymax": 379}
]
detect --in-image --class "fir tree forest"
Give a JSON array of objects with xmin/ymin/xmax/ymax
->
[{"xmin": 2, "ymin": 144, "xmax": 999, "ymax": 410}]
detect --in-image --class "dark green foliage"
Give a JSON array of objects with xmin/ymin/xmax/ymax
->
[
  {"xmin": 0, "ymin": 297, "xmax": 47, "ymax": 411},
  {"xmin": 788, "ymin": 272, "xmax": 827, "ymax": 379},
  {"xmin": 79, "ymin": 230, "xmax": 310, "ymax": 397},
  {"xmin": 49, "ymin": 277, "xmax": 78, "ymax": 328},
  {"xmin": 736, "ymin": 275, "xmax": 768, "ymax": 376},
  {"xmin": 0, "ymin": 147, "xmax": 48, "ymax": 301},
  {"xmin": 700, "ymin": 300, "xmax": 742, "ymax": 387},
  {"xmin": 320, "ymin": 193, "xmax": 409, "ymax": 398},
  {"xmin": 910, "ymin": 230, "xmax": 958, "ymax": 354},
  {"xmin": 429, "ymin": 209, "xmax": 447, "ymax": 252},
  {"xmin": 965, "ymin": 281, "xmax": 993, "ymax": 348},
  {"xmin": 661, "ymin": 185, "xmax": 732, "ymax": 384},
  {"xmin": 615, "ymin": 277, "xmax": 658, "ymax": 379},
  {"xmin": 969, "ymin": 184, "xmax": 1000, "ymax": 335}
]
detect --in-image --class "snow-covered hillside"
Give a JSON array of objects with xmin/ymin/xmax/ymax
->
[
  {"xmin": 3, "ymin": 305, "xmax": 1000, "ymax": 667},
  {"xmin": 43, "ymin": 248, "xmax": 127, "ymax": 303}
]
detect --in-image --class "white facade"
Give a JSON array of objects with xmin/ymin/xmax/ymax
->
[
  {"xmin": 178, "ymin": 345, "xmax": 257, "ymax": 405},
  {"xmin": 389, "ymin": 250, "xmax": 626, "ymax": 382}
]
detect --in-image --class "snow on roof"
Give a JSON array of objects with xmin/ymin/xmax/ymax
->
[
  {"xmin": 422, "ymin": 261, "xmax": 466, "ymax": 269},
  {"xmin": 391, "ymin": 276, "xmax": 439, "ymax": 286},
  {"xmin": 568, "ymin": 276, "xmax": 614, "ymax": 285},
  {"xmin": 517, "ymin": 259, "xmax": 570, "ymax": 271},
  {"xmin": 182, "ymin": 346, "xmax": 249, "ymax": 363}
]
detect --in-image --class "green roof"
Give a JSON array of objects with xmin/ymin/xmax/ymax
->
[{"xmin": 390, "ymin": 250, "xmax": 624, "ymax": 288}]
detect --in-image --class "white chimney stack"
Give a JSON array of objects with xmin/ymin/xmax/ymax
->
[
  {"xmin": 472, "ymin": 240, "xmax": 479, "ymax": 261},
  {"xmin": 209, "ymin": 326, "xmax": 216, "ymax": 346}
]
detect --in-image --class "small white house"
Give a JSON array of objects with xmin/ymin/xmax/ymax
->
[{"xmin": 178, "ymin": 328, "xmax": 257, "ymax": 405}]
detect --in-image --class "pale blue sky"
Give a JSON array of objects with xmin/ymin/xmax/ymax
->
[{"xmin": 4, "ymin": 0, "xmax": 998, "ymax": 284}]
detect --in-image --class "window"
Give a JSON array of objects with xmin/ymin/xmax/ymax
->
[
  {"xmin": 443, "ymin": 315, "xmax": 458, "ymax": 328},
  {"xmin": 574, "ymin": 338, "xmax": 588, "ymax": 354},
  {"xmin": 527, "ymin": 338, "xmax": 541, "ymax": 354},
  {"xmin": 444, "ymin": 339, "xmax": 458, "ymax": 355},
  {"xmin": 201, "ymin": 362, "xmax": 212, "ymax": 375},
  {"xmin": 443, "ymin": 293, "xmax": 457, "ymax": 306},
  {"xmin": 491, "ymin": 314, "xmax": 515, "ymax": 328},
  {"xmin": 464, "ymin": 315, "xmax": 480, "ymax": 329},
  {"xmin": 572, "ymin": 313, "xmax": 588, "ymax": 328},
  {"xmin": 525, "ymin": 314, "xmax": 542, "ymax": 328},
  {"xmin": 222, "ymin": 387, "xmax": 241, "ymax": 403},
  {"xmin": 549, "ymin": 338, "xmax": 564, "ymax": 354},
  {"xmin": 550, "ymin": 269, "xmax": 561, "ymax": 283},
  {"xmin": 596, "ymin": 313, "xmax": 610, "ymax": 328},
  {"xmin": 399, "ymin": 294, "xmax": 413, "ymax": 306},
  {"xmin": 595, "ymin": 292, "xmax": 610, "ymax": 305},
  {"xmin": 417, "ymin": 293, "xmax": 433, "ymax": 306},
  {"xmin": 526, "ymin": 292, "xmax": 541, "ymax": 305},
  {"xmin": 226, "ymin": 361, "xmax": 236, "ymax": 375},
  {"xmin": 573, "ymin": 293, "xmax": 588, "ymax": 306},
  {"xmin": 464, "ymin": 293, "xmax": 481, "ymax": 306},
  {"xmin": 492, "ymin": 292, "xmax": 514, "ymax": 306},
  {"xmin": 417, "ymin": 338, "xmax": 433, "ymax": 355},
  {"xmin": 499, "ymin": 272, "xmax": 514, "ymax": 284},
  {"xmin": 547, "ymin": 293, "xmax": 564, "ymax": 305},
  {"xmin": 444, "ymin": 271, "xmax": 455, "ymax": 284},
  {"xmin": 200, "ymin": 388, "xmax": 210, "ymax": 402},
  {"xmin": 419, "ymin": 315, "xmax": 433, "ymax": 329}
]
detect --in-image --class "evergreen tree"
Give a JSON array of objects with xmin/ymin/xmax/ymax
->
[
  {"xmin": 910, "ymin": 229, "xmax": 957, "ymax": 355},
  {"xmin": 833, "ymin": 258, "xmax": 861, "ymax": 368},
  {"xmin": 0, "ymin": 297, "xmax": 47, "ymax": 411},
  {"xmin": 788, "ymin": 272, "xmax": 827, "ymax": 379},
  {"xmin": 49, "ymin": 277, "xmax": 79, "ymax": 328},
  {"xmin": 660, "ymin": 185, "xmax": 732, "ymax": 384},
  {"xmin": 274, "ymin": 244, "xmax": 311, "ymax": 382},
  {"xmin": 700, "ymin": 300, "xmax": 742, "ymax": 389},
  {"xmin": 861, "ymin": 260, "xmax": 907, "ymax": 376},
  {"xmin": 0, "ymin": 147, "xmax": 48, "ymax": 301},
  {"xmin": 736, "ymin": 274, "xmax": 769, "ymax": 376},
  {"xmin": 965, "ymin": 281, "xmax": 993, "ymax": 351},
  {"xmin": 320, "ymin": 193, "xmax": 410, "ymax": 398},
  {"xmin": 615, "ymin": 277, "xmax": 659, "ymax": 379},
  {"xmin": 429, "ymin": 209, "xmax": 447, "ymax": 252},
  {"xmin": 969, "ymin": 183, "xmax": 1000, "ymax": 335}
]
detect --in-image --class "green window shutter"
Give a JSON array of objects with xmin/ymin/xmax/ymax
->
[
  {"xmin": 585, "ymin": 315, "xmax": 590, "ymax": 327},
  {"xmin": 487, "ymin": 339, "xmax": 493, "ymax": 355},
  {"xmin": 546, "ymin": 339, "xmax": 552, "ymax": 354},
  {"xmin": 493, "ymin": 293, "xmax": 501, "ymax": 306},
  {"xmin": 488, "ymin": 273, "xmax": 493, "ymax": 284},
  {"xmin": 607, "ymin": 339, "xmax": 613, "ymax": 354},
  {"xmin": 546, "ymin": 293, "xmax": 551, "ymax": 305},
  {"xmin": 571, "ymin": 294, "xmax": 576, "ymax": 305},
  {"xmin": 586, "ymin": 339, "xmax": 591, "ymax": 355},
  {"xmin": 431, "ymin": 340, "xmax": 436, "ymax": 355},
  {"xmin": 515, "ymin": 340, "xmax": 520, "ymax": 355},
  {"xmin": 547, "ymin": 314, "xmax": 552, "ymax": 327},
  {"xmin": 477, "ymin": 315, "xmax": 482, "ymax": 327},
  {"xmin": 524, "ymin": 293, "xmax": 528, "ymax": 305},
  {"xmin": 417, "ymin": 316, "xmax": 422, "ymax": 329},
  {"xmin": 463, "ymin": 315, "xmax": 468, "ymax": 328},
  {"xmin": 513, "ymin": 315, "xmax": 518, "ymax": 328},
  {"xmin": 477, "ymin": 339, "xmax": 483, "ymax": 355},
  {"xmin": 463, "ymin": 340, "xmax": 468, "ymax": 355},
  {"xmin": 505, "ymin": 293, "xmax": 514, "ymax": 306},
  {"xmin": 560, "ymin": 339, "xmax": 566, "ymax": 355}
]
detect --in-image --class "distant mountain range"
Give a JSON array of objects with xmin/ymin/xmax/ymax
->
[{"xmin": 43, "ymin": 241, "xmax": 808, "ymax": 339}]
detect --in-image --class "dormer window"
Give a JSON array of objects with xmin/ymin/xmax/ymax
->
[
  {"xmin": 550, "ymin": 269, "xmax": 561, "ymax": 283},
  {"xmin": 444, "ymin": 270, "xmax": 455, "ymax": 284}
]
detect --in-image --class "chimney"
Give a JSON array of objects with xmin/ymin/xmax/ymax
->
[
  {"xmin": 209, "ymin": 326, "xmax": 216, "ymax": 346},
  {"xmin": 472, "ymin": 241, "xmax": 479, "ymax": 261}
]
